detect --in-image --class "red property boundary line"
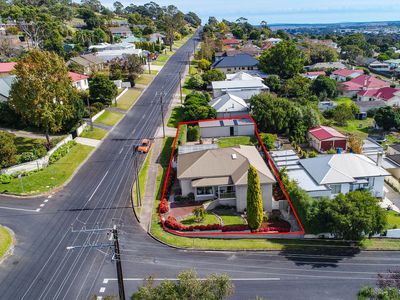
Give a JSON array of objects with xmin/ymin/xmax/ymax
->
[{"xmin": 158, "ymin": 115, "xmax": 305, "ymax": 237}]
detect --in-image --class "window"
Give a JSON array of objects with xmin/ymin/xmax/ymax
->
[
  {"xmin": 196, "ymin": 187, "xmax": 213, "ymax": 196},
  {"xmin": 330, "ymin": 184, "xmax": 341, "ymax": 194}
]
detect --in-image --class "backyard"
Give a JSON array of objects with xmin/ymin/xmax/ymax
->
[{"xmin": 217, "ymin": 136, "xmax": 255, "ymax": 148}]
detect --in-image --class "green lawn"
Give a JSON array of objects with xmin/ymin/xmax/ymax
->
[
  {"xmin": 95, "ymin": 111, "xmax": 124, "ymax": 126},
  {"xmin": 114, "ymin": 89, "xmax": 142, "ymax": 110},
  {"xmin": 133, "ymin": 149, "xmax": 153, "ymax": 217},
  {"xmin": 0, "ymin": 144, "xmax": 93, "ymax": 194},
  {"xmin": 217, "ymin": 136, "xmax": 255, "ymax": 148},
  {"xmin": 181, "ymin": 213, "xmax": 220, "ymax": 226},
  {"xmin": 0, "ymin": 226, "xmax": 12, "ymax": 259},
  {"xmin": 333, "ymin": 118, "xmax": 374, "ymax": 139},
  {"xmin": 182, "ymin": 77, "xmax": 194, "ymax": 95},
  {"xmin": 334, "ymin": 97, "xmax": 354, "ymax": 105},
  {"xmin": 387, "ymin": 211, "xmax": 400, "ymax": 229},
  {"xmin": 152, "ymin": 60, "xmax": 166, "ymax": 66},
  {"xmin": 136, "ymin": 75, "xmax": 154, "ymax": 86},
  {"xmin": 212, "ymin": 208, "xmax": 246, "ymax": 226},
  {"xmin": 80, "ymin": 127, "xmax": 107, "ymax": 140},
  {"xmin": 167, "ymin": 107, "xmax": 184, "ymax": 128}
]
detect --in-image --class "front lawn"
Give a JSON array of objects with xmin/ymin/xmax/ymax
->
[
  {"xmin": 80, "ymin": 127, "xmax": 107, "ymax": 140},
  {"xmin": 0, "ymin": 226, "xmax": 12, "ymax": 259},
  {"xmin": 0, "ymin": 144, "xmax": 93, "ymax": 194},
  {"xmin": 115, "ymin": 89, "xmax": 142, "ymax": 110},
  {"xmin": 181, "ymin": 213, "xmax": 220, "ymax": 226},
  {"xmin": 95, "ymin": 111, "xmax": 124, "ymax": 126},
  {"xmin": 136, "ymin": 75, "xmax": 154, "ymax": 86},
  {"xmin": 217, "ymin": 136, "xmax": 255, "ymax": 148},
  {"xmin": 212, "ymin": 208, "xmax": 246, "ymax": 226},
  {"xmin": 387, "ymin": 210, "xmax": 400, "ymax": 229},
  {"xmin": 167, "ymin": 107, "xmax": 184, "ymax": 128}
]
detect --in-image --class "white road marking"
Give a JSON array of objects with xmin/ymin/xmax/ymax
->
[
  {"xmin": 103, "ymin": 277, "xmax": 280, "ymax": 282},
  {"xmin": 48, "ymin": 195, "xmax": 52, "ymax": 199},
  {"xmin": 119, "ymin": 148, "xmax": 124, "ymax": 154},
  {"xmin": 44, "ymin": 199, "xmax": 49, "ymax": 203},
  {"xmin": 99, "ymin": 287, "xmax": 106, "ymax": 293},
  {"xmin": 36, "ymin": 208, "xmax": 41, "ymax": 212},
  {"xmin": 40, "ymin": 204, "xmax": 45, "ymax": 207},
  {"xmin": 96, "ymin": 297, "xmax": 102, "ymax": 300},
  {"xmin": 87, "ymin": 170, "xmax": 109, "ymax": 202},
  {"xmin": 0, "ymin": 206, "xmax": 39, "ymax": 212}
]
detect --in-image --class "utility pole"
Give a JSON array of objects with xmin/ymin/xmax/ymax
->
[
  {"xmin": 86, "ymin": 97, "xmax": 93, "ymax": 130},
  {"xmin": 147, "ymin": 54, "xmax": 151, "ymax": 75},
  {"xmin": 179, "ymin": 71, "xmax": 183, "ymax": 104},
  {"xmin": 112, "ymin": 225, "xmax": 126, "ymax": 300},
  {"xmin": 160, "ymin": 94, "xmax": 165, "ymax": 138}
]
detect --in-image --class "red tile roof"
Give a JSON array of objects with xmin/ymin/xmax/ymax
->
[
  {"xmin": 306, "ymin": 71, "xmax": 326, "ymax": 76},
  {"xmin": 358, "ymin": 87, "xmax": 400, "ymax": 101},
  {"xmin": 222, "ymin": 38, "xmax": 240, "ymax": 45},
  {"xmin": 332, "ymin": 68, "xmax": 363, "ymax": 77},
  {"xmin": 0, "ymin": 62, "xmax": 17, "ymax": 73},
  {"xmin": 308, "ymin": 125, "xmax": 346, "ymax": 141},
  {"xmin": 340, "ymin": 75, "xmax": 389, "ymax": 91},
  {"xmin": 68, "ymin": 72, "xmax": 89, "ymax": 82}
]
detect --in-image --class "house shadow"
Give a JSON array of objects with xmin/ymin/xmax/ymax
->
[{"xmin": 267, "ymin": 238, "xmax": 361, "ymax": 269}]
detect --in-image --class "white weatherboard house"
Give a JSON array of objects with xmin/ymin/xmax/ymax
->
[
  {"xmin": 177, "ymin": 145, "xmax": 276, "ymax": 212},
  {"xmin": 209, "ymin": 93, "xmax": 249, "ymax": 118},
  {"xmin": 211, "ymin": 79, "xmax": 269, "ymax": 100}
]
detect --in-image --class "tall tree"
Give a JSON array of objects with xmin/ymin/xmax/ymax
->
[
  {"xmin": 246, "ymin": 165, "xmax": 264, "ymax": 231},
  {"xmin": 89, "ymin": 73, "xmax": 118, "ymax": 106},
  {"xmin": 10, "ymin": 50, "xmax": 77, "ymax": 146}
]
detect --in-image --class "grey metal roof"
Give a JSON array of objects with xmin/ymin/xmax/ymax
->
[
  {"xmin": 211, "ymin": 79, "xmax": 267, "ymax": 90},
  {"xmin": 178, "ymin": 144, "xmax": 218, "ymax": 155},
  {"xmin": 209, "ymin": 93, "xmax": 249, "ymax": 113},
  {"xmin": 211, "ymin": 54, "xmax": 259, "ymax": 69},
  {"xmin": 198, "ymin": 118, "xmax": 254, "ymax": 128},
  {"xmin": 0, "ymin": 75, "xmax": 15, "ymax": 99}
]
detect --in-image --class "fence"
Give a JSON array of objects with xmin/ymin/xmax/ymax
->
[{"xmin": 0, "ymin": 134, "xmax": 73, "ymax": 175}]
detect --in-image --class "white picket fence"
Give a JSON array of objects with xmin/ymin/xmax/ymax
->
[{"xmin": 0, "ymin": 134, "xmax": 73, "ymax": 175}]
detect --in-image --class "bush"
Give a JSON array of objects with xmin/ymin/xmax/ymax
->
[
  {"xmin": 159, "ymin": 198, "xmax": 170, "ymax": 213},
  {"xmin": 187, "ymin": 125, "xmax": 200, "ymax": 142},
  {"xmin": 308, "ymin": 151, "xmax": 318, "ymax": 158},
  {"xmin": 260, "ymin": 133, "xmax": 277, "ymax": 150},
  {"xmin": 19, "ymin": 152, "xmax": 37, "ymax": 163},
  {"xmin": 193, "ymin": 207, "xmax": 206, "ymax": 222},
  {"xmin": 33, "ymin": 144, "xmax": 47, "ymax": 158},
  {"xmin": 177, "ymin": 124, "xmax": 187, "ymax": 145},
  {"xmin": 0, "ymin": 174, "xmax": 11, "ymax": 184},
  {"xmin": 0, "ymin": 131, "xmax": 17, "ymax": 168},
  {"xmin": 186, "ymin": 74, "xmax": 204, "ymax": 90},
  {"xmin": 49, "ymin": 141, "xmax": 76, "ymax": 164}
]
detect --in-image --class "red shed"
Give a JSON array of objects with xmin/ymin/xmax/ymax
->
[{"xmin": 308, "ymin": 126, "xmax": 347, "ymax": 152}]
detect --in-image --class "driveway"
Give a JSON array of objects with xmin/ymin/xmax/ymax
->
[{"xmin": 383, "ymin": 183, "xmax": 400, "ymax": 212}]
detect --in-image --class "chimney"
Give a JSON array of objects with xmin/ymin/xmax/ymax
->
[{"xmin": 377, "ymin": 152, "xmax": 383, "ymax": 167}]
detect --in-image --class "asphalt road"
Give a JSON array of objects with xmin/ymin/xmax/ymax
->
[{"xmin": 0, "ymin": 32, "xmax": 399, "ymax": 300}]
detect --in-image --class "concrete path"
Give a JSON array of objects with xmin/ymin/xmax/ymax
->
[
  {"xmin": 0, "ymin": 127, "xmax": 63, "ymax": 140},
  {"xmin": 106, "ymin": 107, "xmax": 127, "ymax": 114},
  {"xmin": 144, "ymin": 64, "xmax": 163, "ymax": 71},
  {"xmin": 92, "ymin": 123, "xmax": 112, "ymax": 131},
  {"xmin": 383, "ymin": 183, "xmax": 400, "ymax": 212},
  {"xmin": 138, "ymin": 138, "xmax": 163, "ymax": 231},
  {"xmin": 75, "ymin": 137, "xmax": 102, "ymax": 148}
]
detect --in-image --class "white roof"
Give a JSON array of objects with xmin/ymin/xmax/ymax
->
[
  {"xmin": 226, "ymin": 71, "xmax": 263, "ymax": 82},
  {"xmin": 212, "ymin": 79, "xmax": 267, "ymax": 90},
  {"xmin": 209, "ymin": 93, "xmax": 249, "ymax": 113},
  {"xmin": 299, "ymin": 154, "xmax": 389, "ymax": 185}
]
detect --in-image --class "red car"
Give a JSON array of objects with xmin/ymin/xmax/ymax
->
[{"xmin": 137, "ymin": 139, "xmax": 152, "ymax": 153}]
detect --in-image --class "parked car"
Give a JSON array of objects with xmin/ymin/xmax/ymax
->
[{"xmin": 137, "ymin": 139, "xmax": 152, "ymax": 153}]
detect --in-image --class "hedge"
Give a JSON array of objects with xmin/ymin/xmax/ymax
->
[
  {"xmin": 187, "ymin": 125, "xmax": 200, "ymax": 142},
  {"xmin": 177, "ymin": 124, "xmax": 187, "ymax": 146}
]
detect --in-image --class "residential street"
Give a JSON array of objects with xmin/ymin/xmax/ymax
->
[{"xmin": 0, "ymin": 31, "xmax": 399, "ymax": 300}]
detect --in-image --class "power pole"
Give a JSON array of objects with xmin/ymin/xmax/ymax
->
[
  {"xmin": 179, "ymin": 71, "xmax": 183, "ymax": 104},
  {"xmin": 112, "ymin": 225, "xmax": 126, "ymax": 300},
  {"xmin": 147, "ymin": 54, "xmax": 151, "ymax": 75},
  {"xmin": 160, "ymin": 94, "xmax": 165, "ymax": 138},
  {"xmin": 86, "ymin": 97, "xmax": 93, "ymax": 130}
]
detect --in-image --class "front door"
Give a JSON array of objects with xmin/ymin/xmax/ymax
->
[{"xmin": 230, "ymin": 127, "xmax": 234, "ymax": 136}]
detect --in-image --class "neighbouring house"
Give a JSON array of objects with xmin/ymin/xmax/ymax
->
[
  {"xmin": 271, "ymin": 150, "xmax": 388, "ymax": 198},
  {"xmin": 0, "ymin": 35, "xmax": 27, "ymax": 58},
  {"xmin": 211, "ymin": 79, "xmax": 269, "ymax": 100},
  {"xmin": 338, "ymin": 74, "xmax": 390, "ymax": 98},
  {"xmin": 199, "ymin": 119, "xmax": 255, "ymax": 138},
  {"xmin": 302, "ymin": 71, "xmax": 326, "ymax": 80},
  {"xmin": 387, "ymin": 144, "xmax": 400, "ymax": 155},
  {"xmin": 209, "ymin": 93, "xmax": 249, "ymax": 118},
  {"xmin": 68, "ymin": 54, "xmax": 105, "ymax": 75},
  {"xmin": 357, "ymin": 87, "xmax": 400, "ymax": 106},
  {"xmin": 0, "ymin": 62, "xmax": 16, "ymax": 77},
  {"xmin": 306, "ymin": 61, "xmax": 347, "ymax": 71},
  {"xmin": 211, "ymin": 54, "xmax": 259, "ymax": 75},
  {"xmin": 225, "ymin": 43, "xmax": 262, "ymax": 57},
  {"xmin": 176, "ymin": 145, "xmax": 276, "ymax": 212},
  {"xmin": 88, "ymin": 42, "xmax": 144, "ymax": 62},
  {"xmin": 330, "ymin": 69, "xmax": 364, "ymax": 82},
  {"xmin": 225, "ymin": 71, "xmax": 263, "ymax": 82},
  {"xmin": 369, "ymin": 60, "xmax": 391, "ymax": 72},
  {"xmin": 355, "ymin": 100, "xmax": 387, "ymax": 112},
  {"xmin": 308, "ymin": 125, "xmax": 347, "ymax": 152},
  {"xmin": 0, "ymin": 75, "xmax": 15, "ymax": 102},
  {"xmin": 148, "ymin": 33, "xmax": 165, "ymax": 44},
  {"xmin": 265, "ymin": 37, "xmax": 282, "ymax": 46},
  {"xmin": 222, "ymin": 38, "xmax": 241, "ymax": 48},
  {"xmin": 109, "ymin": 26, "xmax": 132, "ymax": 37},
  {"xmin": 308, "ymin": 39, "xmax": 338, "ymax": 49},
  {"xmin": 68, "ymin": 72, "xmax": 89, "ymax": 91},
  {"xmin": 385, "ymin": 59, "xmax": 400, "ymax": 70}
]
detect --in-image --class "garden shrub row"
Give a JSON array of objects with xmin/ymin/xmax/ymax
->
[
  {"xmin": 165, "ymin": 216, "xmax": 222, "ymax": 232},
  {"xmin": 177, "ymin": 124, "xmax": 187, "ymax": 146},
  {"xmin": 159, "ymin": 198, "xmax": 170, "ymax": 214},
  {"xmin": 49, "ymin": 141, "xmax": 77, "ymax": 164}
]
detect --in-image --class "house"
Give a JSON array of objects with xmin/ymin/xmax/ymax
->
[
  {"xmin": 0, "ymin": 62, "xmax": 16, "ymax": 77},
  {"xmin": 225, "ymin": 71, "xmax": 263, "ymax": 82},
  {"xmin": 68, "ymin": 72, "xmax": 89, "ymax": 91},
  {"xmin": 308, "ymin": 125, "xmax": 347, "ymax": 152},
  {"xmin": 265, "ymin": 38, "xmax": 282, "ymax": 45},
  {"xmin": 68, "ymin": 54, "xmax": 105, "ymax": 75},
  {"xmin": 199, "ymin": 118, "xmax": 255, "ymax": 138},
  {"xmin": 338, "ymin": 75, "xmax": 390, "ymax": 98},
  {"xmin": 109, "ymin": 26, "xmax": 132, "ymax": 37},
  {"xmin": 225, "ymin": 43, "xmax": 262, "ymax": 57},
  {"xmin": 271, "ymin": 150, "xmax": 388, "ymax": 198},
  {"xmin": 0, "ymin": 75, "xmax": 15, "ymax": 102},
  {"xmin": 330, "ymin": 69, "xmax": 364, "ymax": 82},
  {"xmin": 387, "ymin": 144, "xmax": 400, "ymax": 155},
  {"xmin": 211, "ymin": 79, "xmax": 269, "ymax": 100},
  {"xmin": 308, "ymin": 39, "xmax": 338, "ymax": 49},
  {"xmin": 176, "ymin": 145, "xmax": 276, "ymax": 212},
  {"xmin": 302, "ymin": 71, "xmax": 326, "ymax": 80},
  {"xmin": 385, "ymin": 59, "xmax": 400, "ymax": 69},
  {"xmin": 306, "ymin": 61, "xmax": 347, "ymax": 71},
  {"xmin": 357, "ymin": 87, "xmax": 400, "ymax": 106},
  {"xmin": 209, "ymin": 93, "xmax": 249, "ymax": 118},
  {"xmin": 211, "ymin": 54, "xmax": 259, "ymax": 75},
  {"xmin": 88, "ymin": 42, "xmax": 144, "ymax": 62},
  {"xmin": 148, "ymin": 33, "xmax": 165, "ymax": 44},
  {"xmin": 369, "ymin": 60, "xmax": 390, "ymax": 72},
  {"xmin": 222, "ymin": 38, "xmax": 241, "ymax": 48}
]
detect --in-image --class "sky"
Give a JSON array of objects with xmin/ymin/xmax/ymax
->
[{"xmin": 102, "ymin": 0, "xmax": 400, "ymax": 24}]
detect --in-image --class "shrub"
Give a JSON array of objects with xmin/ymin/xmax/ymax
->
[
  {"xmin": 49, "ymin": 141, "xmax": 76, "ymax": 164},
  {"xmin": 193, "ymin": 207, "xmax": 206, "ymax": 222},
  {"xmin": 308, "ymin": 151, "xmax": 318, "ymax": 158},
  {"xmin": 160, "ymin": 198, "xmax": 170, "ymax": 213},
  {"xmin": 19, "ymin": 152, "xmax": 37, "ymax": 163},
  {"xmin": 33, "ymin": 144, "xmax": 47, "ymax": 158},
  {"xmin": 0, "ymin": 131, "xmax": 17, "ymax": 168},
  {"xmin": 0, "ymin": 174, "xmax": 11, "ymax": 184},
  {"xmin": 260, "ymin": 133, "xmax": 277, "ymax": 150},
  {"xmin": 187, "ymin": 125, "xmax": 200, "ymax": 142},
  {"xmin": 177, "ymin": 124, "xmax": 187, "ymax": 145},
  {"xmin": 186, "ymin": 74, "xmax": 204, "ymax": 90},
  {"xmin": 221, "ymin": 225, "xmax": 249, "ymax": 232}
]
